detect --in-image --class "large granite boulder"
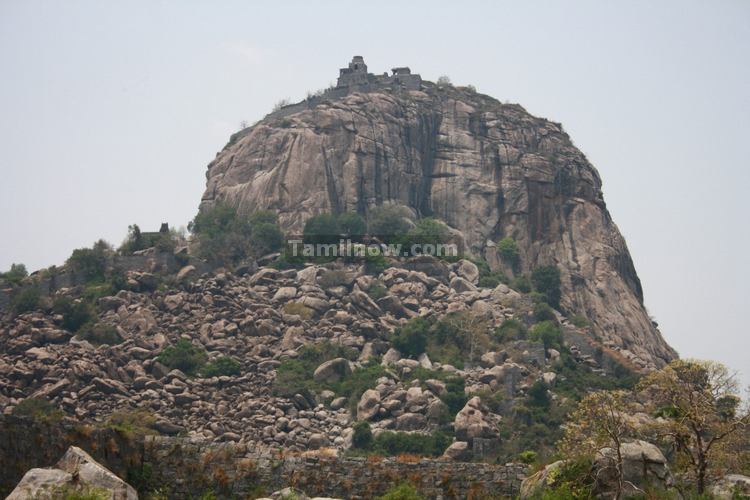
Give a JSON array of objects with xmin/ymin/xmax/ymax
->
[
  {"xmin": 453, "ymin": 396, "xmax": 499, "ymax": 443},
  {"xmin": 593, "ymin": 440, "xmax": 673, "ymax": 498},
  {"xmin": 711, "ymin": 474, "xmax": 750, "ymax": 499},
  {"xmin": 519, "ymin": 460, "xmax": 567, "ymax": 499},
  {"xmin": 7, "ymin": 445, "xmax": 138, "ymax": 499},
  {"xmin": 313, "ymin": 358, "xmax": 353, "ymax": 384}
]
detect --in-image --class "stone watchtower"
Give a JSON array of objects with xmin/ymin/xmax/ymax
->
[{"xmin": 337, "ymin": 56, "xmax": 370, "ymax": 87}]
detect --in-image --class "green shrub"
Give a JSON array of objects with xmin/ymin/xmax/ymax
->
[
  {"xmin": 390, "ymin": 317, "xmax": 429, "ymax": 357},
  {"xmin": 250, "ymin": 222, "xmax": 284, "ymax": 256},
  {"xmin": 13, "ymin": 397, "xmax": 63, "ymax": 423},
  {"xmin": 77, "ymin": 322, "xmax": 122, "ymax": 345},
  {"xmin": 53, "ymin": 297, "xmax": 95, "ymax": 333},
  {"xmin": 534, "ymin": 302, "xmax": 557, "ymax": 322},
  {"xmin": 371, "ymin": 430, "xmax": 452, "ymax": 457},
  {"xmin": 569, "ymin": 315, "xmax": 589, "ymax": 328},
  {"xmin": 478, "ymin": 271, "xmax": 508, "ymax": 288},
  {"xmin": 527, "ymin": 380, "xmax": 551, "ymax": 408},
  {"xmin": 529, "ymin": 321, "xmax": 563, "ymax": 350},
  {"xmin": 364, "ymin": 252, "xmax": 388, "ymax": 274},
  {"xmin": 352, "ymin": 421, "xmax": 373, "ymax": 449},
  {"xmin": 157, "ymin": 339, "xmax": 207, "ymax": 375},
  {"xmin": 494, "ymin": 318, "xmax": 527, "ymax": 343},
  {"xmin": 1, "ymin": 263, "xmax": 28, "ymax": 286},
  {"xmin": 190, "ymin": 203, "xmax": 250, "ymax": 265},
  {"xmin": 427, "ymin": 311, "xmax": 490, "ymax": 368},
  {"xmin": 367, "ymin": 281, "xmax": 388, "ymax": 300},
  {"xmin": 203, "ymin": 356, "xmax": 241, "ymax": 377},
  {"xmin": 338, "ymin": 212, "xmax": 367, "ymax": 241},
  {"xmin": 333, "ymin": 362, "xmax": 387, "ymax": 410},
  {"xmin": 11, "ymin": 287, "xmax": 41, "ymax": 314},
  {"xmin": 497, "ymin": 237, "xmax": 520, "ymax": 269},
  {"xmin": 553, "ymin": 349, "xmax": 639, "ymax": 401},
  {"xmin": 368, "ymin": 205, "xmax": 413, "ymax": 242},
  {"xmin": 531, "ymin": 265, "xmax": 561, "ymax": 309},
  {"xmin": 104, "ymin": 409, "xmax": 157, "ymax": 438},
  {"xmin": 377, "ymin": 482, "xmax": 425, "ymax": 500},
  {"xmin": 519, "ymin": 450, "xmax": 538, "ymax": 464},
  {"xmin": 303, "ymin": 213, "xmax": 341, "ymax": 245},
  {"xmin": 189, "ymin": 204, "xmax": 283, "ymax": 266},
  {"xmin": 404, "ymin": 218, "xmax": 450, "ymax": 252},
  {"xmin": 532, "ymin": 458, "xmax": 594, "ymax": 500},
  {"xmin": 44, "ymin": 485, "xmax": 110, "ymax": 500},
  {"xmin": 472, "ymin": 388, "xmax": 505, "ymax": 413},
  {"xmin": 272, "ymin": 342, "xmax": 357, "ymax": 398},
  {"xmin": 441, "ymin": 376, "xmax": 469, "ymax": 417},
  {"xmin": 119, "ymin": 224, "xmax": 146, "ymax": 254},
  {"xmin": 67, "ymin": 240, "xmax": 111, "ymax": 283},
  {"xmin": 247, "ymin": 210, "xmax": 277, "ymax": 226},
  {"xmin": 512, "ymin": 274, "xmax": 532, "ymax": 293}
]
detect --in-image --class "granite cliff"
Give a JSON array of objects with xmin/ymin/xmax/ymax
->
[{"xmin": 200, "ymin": 57, "xmax": 676, "ymax": 370}]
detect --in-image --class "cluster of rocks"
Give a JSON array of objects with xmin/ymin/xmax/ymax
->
[{"xmin": 0, "ymin": 255, "xmax": 610, "ymax": 456}]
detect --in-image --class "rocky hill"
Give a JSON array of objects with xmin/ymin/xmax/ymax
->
[
  {"xmin": 0, "ymin": 257, "xmax": 630, "ymax": 454},
  {"xmin": 201, "ymin": 57, "xmax": 675, "ymax": 371},
  {"xmin": 0, "ymin": 58, "xmax": 701, "ymax": 499}
]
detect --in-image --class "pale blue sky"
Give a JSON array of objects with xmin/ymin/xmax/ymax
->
[{"xmin": 1, "ymin": 0, "xmax": 748, "ymax": 386}]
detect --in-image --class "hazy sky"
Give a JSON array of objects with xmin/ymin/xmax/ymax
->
[{"xmin": 1, "ymin": 1, "xmax": 748, "ymax": 386}]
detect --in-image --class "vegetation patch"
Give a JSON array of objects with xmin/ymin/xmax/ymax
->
[
  {"xmin": 10, "ymin": 287, "xmax": 41, "ymax": 314},
  {"xmin": 157, "ymin": 339, "xmax": 208, "ymax": 375},
  {"xmin": 202, "ymin": 356, "xmax": 241, "ymax": 377},
  {"xmin": 12, "ymin": 397, "xmax": 63, "ymax": 423}
]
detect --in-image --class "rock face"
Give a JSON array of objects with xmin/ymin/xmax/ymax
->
[
  {"xmin": 7, "ymin": 445, "xmax": 137, "ymax": 500},
  {"xmin": 711, "ymin": 474, "xmax": 750, "ymax": 499},
  {"xmin": 593, "ymin": 440, "xmax": 673, "ymax": 498},
  {"xmin": 200, "ymin": 61, "xmax": 675, "ymax": 369}
]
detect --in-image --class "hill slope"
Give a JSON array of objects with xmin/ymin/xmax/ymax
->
[{"xmin": 201, "ymin": 69, "xmax": 675, "ymax": 370}]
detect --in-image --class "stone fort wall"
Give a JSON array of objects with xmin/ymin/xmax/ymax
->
[{"xmin": 0, "ymin": 416, "xmax": 527, "ymax": 499}]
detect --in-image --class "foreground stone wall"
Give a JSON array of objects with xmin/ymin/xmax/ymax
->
[
  {"xmin": 0, "ymin": 416, "xmax": 526, "ymax": 499},
  {"xmin": 143, "ymin": 436, "xmax": 527, "ymax": 499}
]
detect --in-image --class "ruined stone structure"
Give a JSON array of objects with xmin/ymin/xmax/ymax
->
[
  {"xmin": 264, "ymin": 56, "xmax": 423, "ymax": 120},
  {"xmin": 337, "ymin": 55, "xmax": 422, "ymax": 91}
]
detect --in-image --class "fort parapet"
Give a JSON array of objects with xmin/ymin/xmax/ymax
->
[{"xmin": 264, "ymin": 56, "xmax": 424, "ymax": 121}]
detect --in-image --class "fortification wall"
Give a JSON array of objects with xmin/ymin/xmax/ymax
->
[
  {"xmin": 144, "ymin": 436, "xmax": 527, "ymax": 499},
  {"xmin": 0, "ymin": 416, "xmax": 527, "ymax": 499}
]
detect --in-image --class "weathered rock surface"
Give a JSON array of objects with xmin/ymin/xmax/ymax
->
[
  {"xmin": 711, "ymin": 474, "xmax": 750, "ymax": 499},
  {"xmin": 7, "ymin": 445, "xmax": 137, "ymax": 500},
  {"xmin": 593, "ymin": 440, "xmax": 673, "ymax": 498},
  {"xmin": 200, "ymin": 79, "xmax": 675, "ymax": 369},
  {"xmin": 519, "ymin": 460, "xmax": 567, "ymax": 499}
]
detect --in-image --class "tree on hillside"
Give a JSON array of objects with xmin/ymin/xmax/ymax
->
[
  {"xmin": 637, "ymin": 360, "xmax": 750, "ymax": 494},
  {"xmin": 1, "ymin": 263, "xmax": 28, "ymax": 286},
  {"xmin": 531, "ymin": 265, "xmax": 561, "ymax": 309},
  {"xmin": 559, "ymin": 390, "xmax": 638, "ymax": 499},
  {"xmin": 67, "ymin": 240, "xmax": 112, "ymax": 283},
  {"xmin": 189, "ymin": 204, "xmax": 283, "ymax": 266}
]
